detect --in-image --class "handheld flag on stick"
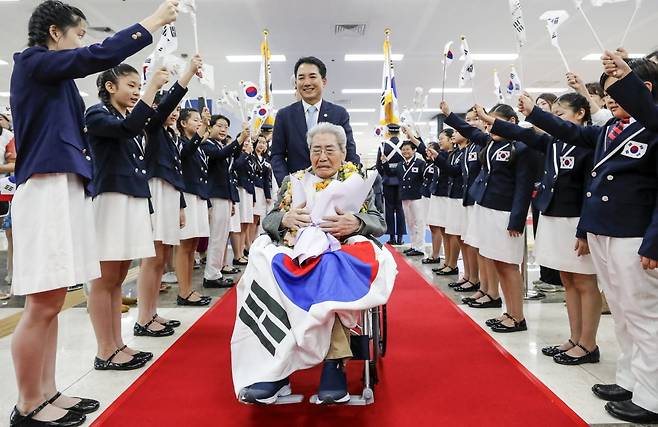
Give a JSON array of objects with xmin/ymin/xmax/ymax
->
[
  {"xmin": 179, "ymin": 0, "xmax": 199, "ymax": 53},
  {"xmin": 508, "ymin": 0, "xmax": 527, "ymax": 49},
  {"xmin": 242, "ymin": 81, "xmax": 261, "ymax": 104},
  {"xmin": 507, "ymin": 66, "xmax": 523, "ymax": 96},
  {"xmin": 441, "ymin": 40, "xmax": 454, "ymax": 102},
  {"xmin": 259, "ymin": 30, "xmax": 275, "ymax": 126},
  {"xmin": 573, "ymin": 0, "xmax": 606, "ymax": 51},
  {"xmin": 539, "ymin": 10, "xmax": 571, "ymax": 72},
  {"xmin": 379, "ymin": 29, "xmax": 400, "ymax": 126},
  {"xmin": 493, "ymin": 69, "xmax": 505, "ymax": 103},
  {"xmin": 458, "ymin": 36, "xmax": 475, "ymax": 88},
  {"xmin": 618, "ymin": 0, "xmax": 642, "ymax": 46}
]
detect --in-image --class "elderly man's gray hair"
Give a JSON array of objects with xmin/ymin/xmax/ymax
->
[{"xmin": 306, "ymin": 122, "xmax": 347, "ymax": 152}]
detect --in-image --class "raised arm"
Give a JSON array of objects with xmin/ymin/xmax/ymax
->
[{"xmin": 440, "ymin": 101, "xmax": 491, "ymax": 147}]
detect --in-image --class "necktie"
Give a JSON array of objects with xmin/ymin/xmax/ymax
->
[
  {"xmin": 306, "ymin": 105, "xmax": 318, "ymax": 131},
  {"xmin": 606, "ymin": 118, "xmax": 630, "ymax": 149}
]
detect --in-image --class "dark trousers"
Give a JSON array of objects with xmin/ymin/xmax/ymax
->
[
  {"xmin": 532, "ymin": 206, "xmax": 563, "ymax": 286},
  {"xmin": 383, "ymin": 185, "xmax": 406, "ymax": 238},
  {"xmin": 374, "ymin": 192, "xmax": 384, "ymax": 214}
]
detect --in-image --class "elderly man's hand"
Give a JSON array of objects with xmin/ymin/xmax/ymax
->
[
  {"xmin": 282, "ymin": 202, "xmax": 311, "ymax": 231},
  {"xmin": 320, "ymin": 207, "xmax": 361, "ymax": 239}
]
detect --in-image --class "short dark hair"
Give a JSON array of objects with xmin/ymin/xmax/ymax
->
[
  {"xmin": 600, "ymin": 57, "xmax": 658, "ymax": 101},
  {"xmin": 646, "ymin": 50, "xmax": 658, "ymax": 62},
  {"xmin": 400, "ymin": 140, "xmax": 417, "ymax": 150},
  {"xmin": 177, "ymin": 108, "xmax": 199, "ymax": 134},
  {"xmin": 28, "ymin": 1, "xmax": 86, "ymax": 47},
  {"xmin": 210, "ymin": 114, "xmax": 230, "ymax": 128},
  {"xmin": 294, "ymin": 56, "xmax": 327, "ymax": 79},
  {"xmin": 585, "ymin": 82, "xmax": 605, "ymax": 99}
]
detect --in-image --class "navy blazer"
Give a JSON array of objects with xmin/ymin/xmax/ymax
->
[
  {"xmin": 10, "ymin": 24, "xmax": 153, "ymax": 192},
  {"xmin": 180, "ymin": 134, "xmax": 210, "ymax": 200},
  {"xmin": 434, "ymin": 148, "xmax": 467, "ymax": 200},
  {"xmin": 390, "ymin": 157, "xmax": 425, "ymax": 201},
  {"xmin": 145, "ymin": 82, "xmax": 188, "ymax": 196},
  {"xmin": 444, "ymin": 114, "xmax": 487, "ymax": 206},
  {"xmin": 233, "ymin": 152, "xmax": 256, "ymax": 195},
  {"xmin": 375, "ymin": 137, "xmax": 427, "ymax": 186},
  {"xmin": 86, "ymin": 101, "xmax": 155, "ymax": 198},
  {"xmin": 526, "ymin": 105, "xmax": 658, "ymax": 259},
  {"xmin": 421, "ymin": 161, "xmax": 435, "ymax": 198},
  {"xmin": 607, "ymin": 72, "xmax": 658, "ymax": 133},
  {"xmin": 253, "ymin": 155, "xmax": 273, "ymax": 200},
  {"xmin": 431, "ymin": 151, "xmax": 451, "ymax": 197},
  {"xmin": 202, "ymin": 138, "xmax": 241, "ymax": 200},
  {"xmin": 491, "ymin": 119, "xmax": 593, "ymax": 223},
  {"xmin": 270, "ymin": 100, "xmax": 360, "ymax": 184}
]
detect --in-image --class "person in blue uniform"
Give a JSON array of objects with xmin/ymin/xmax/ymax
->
[
  {"xmin": 477, "ymin": 94, "xmax": 601, "ymax": 366},
  {"xmin": 419, "ymin": 145, "xmax": 437, "ymax": 260},
  {"xmin": 233, "ymin": 139, "xmax": 257, "ymax": 261},
  {"xmin": 250, "ymin": 134, "xmax": 273, "ymax": 246},
  {"xmin": 8, "ymin": 1, "xmax": 178, "ymax": 425},
  {"xmin": 518, "ymin": 57, "xmax": 658, "ymax": 423},
  {"xmin": 441, "ymin": 101, "xmax": 534, "ymax": 333}
]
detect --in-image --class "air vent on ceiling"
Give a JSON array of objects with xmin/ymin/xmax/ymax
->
[{"xmin": 334, "ymin": 24, "xmax": 367, "ymax": 37}]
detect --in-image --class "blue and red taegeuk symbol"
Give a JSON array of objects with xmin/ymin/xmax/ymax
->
[
  {"xmin": 271, "ymin": 242, "xmax": 380, "ymax": 312},
  {"xmin": 244, "ymin": 85, "xmax": 258, "ymax": 98}
]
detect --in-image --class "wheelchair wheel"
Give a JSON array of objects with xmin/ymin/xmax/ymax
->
[{"xmin": 379, "ymin": 304, "xmax": 387, "ymax": 357}]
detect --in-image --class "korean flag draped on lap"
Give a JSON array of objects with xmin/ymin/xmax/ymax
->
[
  {"xmin": 230, "ymin": 174, "xmax": 397, "ymax": 396},
  {"xmin": 539, "ymin": 10, "xmax": 571, "ymax": 72}
]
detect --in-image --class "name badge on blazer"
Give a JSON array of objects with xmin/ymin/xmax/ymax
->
[
  {"xmin": 560, "ymin": 156, "xmax": 575, "ymax": 169},
  {"xmin": 495, "ymin": 150, "xmax": 510, "ymax": 162},
  {"xmin": 468, "ymin": 152, "xmax": 478, "ymax": 161},
  {"xmin": 411, "ymin": 167, "xmax": 419, "ymax": 172},
  {"xmin": 621, "ymin": 140, "xmax": 648, "ymax": 159}
]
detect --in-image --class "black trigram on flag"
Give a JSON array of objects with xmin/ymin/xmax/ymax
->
[{"xmin": 238, "ymin": 280, "xmax": 291, "ymax": 356}]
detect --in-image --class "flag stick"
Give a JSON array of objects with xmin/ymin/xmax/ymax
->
[
  {"xmin": 620, "ymin": 1, "xmax": 641, "ymax": 47},
  {"xmin": 441, "ymin": 58, "xmax": 448, "ymax": 103},
  {"xmin": 575, "ymin": 3, "xmax": 606, "ymax": 51},
  {"xmin": 191, "ymin": 13, "xmax": 199, "ymax": 53},
  {"xmin": 556, "ymin": 45, "xmax": 571, "ymax": 72}
]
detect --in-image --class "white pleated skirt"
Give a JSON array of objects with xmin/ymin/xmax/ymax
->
[
  {"xmin": 476, "ymin": 205, "xmax": 525, "ymax": 265},
  {"xmin": 149, "ymin": 178, "xmax": 181, "ymax": 246},
  {"xmin": 94, "ymin": 192, "xmax": 155, "ymax": 261},
  {"xmin": 445, "ymin": 198, "xmax": 467, "ymax": 236},
  {"xmin": 180, "ymin": 192, "xmax": 209, "ymax": 240},
  {"xmin": 238, "ymin": 187, "xmax": 254, "ymax": 223},
  {"xmin": 462, "ymin": 205, "xmax": 478, "ymax": 247},
  {"xmin": 535, "ymin": 214, "xmax": 596, "ymax": 274},
  {"xmin": 427, "ymin": 195, "xmax": 449, "ymax": 227},
  {"xmin": 253, "ymin": 187, "xmax": 267, "ymax": 217},
  {"xmin": 229, "ymin": 204, "xmax": 242, "ymax": 233},
  {"xmin": 11, "ymin": 173, "xmax": 100, "ymax": 295}
]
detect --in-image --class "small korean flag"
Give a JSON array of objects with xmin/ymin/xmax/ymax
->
[
  {"xmin": 560, "ymin": 156, "xmax": 575, "ymax": 169},
  {"xmin": 242, "ymin": 81, "xmax": 260, "ymax": 103},
  {"xmin": 496, "ymin": 150, "xmax": 511, "ymax": 162},
  {"xmin": 622, "ymin": 141, "xmax": 648, "ymax": 159},
  {"xmin": 468, "ymin": 152, "xmax": 478, "ymax": 161}
]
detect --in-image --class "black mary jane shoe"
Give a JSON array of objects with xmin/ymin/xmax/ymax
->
[
  {"xmin": 94, "ymin": 347, "xmax": 147, "ymax": 371},
  {"xmin": 490, "ymin": 313, "xmax": 527, "ymax": 333},
  {"xmin": 117, "ymin": 345, "xmax": 153, "ymax": 363},
  {"xmin": 134, "ymin": 316, "xmax": 175, "ymax": 337},
  {"xmin": 221, "ymin": 266, "xmax": 240, "ymax": 275},
  {"xmin": 448, "ymin": 278, "xmax": 469, "ymax": 288},
  {"xmin": 485, "ymin": 314, "xmax": 506, "ymax": 327},
  {"xmin": 468, "ymin": 294, "xmax": 503, "ymax": 309},
  {"xmin": 454, "ymin": 281, "xmax": 480, "ymax": 293},
  {"xmin": 421, "ymin": 257, "xmax": 442, "ymax": 265},
  {"xmin": 177, "ymin": 291, "xmax": 212, "ymax": 306},
  {"xmin": 541, "ymin": 339, "xmax": 576, "ymax": 357},
  {"xmin": 154, "ymin": 314, "xmax": 181, "ymax": 328},
  {"xmin": 405, "ymin": 249, "xmax": 424, "ymax": 257},
  {"xmin": 403, "ymin": 248, "xmax": 414, "ymax": 254},
  {"xmin": 553, "ymin": 344, "xmax": 600, "ymax": 365},
  {"xmin": 435, "ymin": 266, "xmax": 459, "ymax": 276},
  {"xmin": 10, "ymin": 402, "xmax": 86, "ymax": 427},
  {"xmin": 233, "ymin": 258, "xmax": 249, "ymax": 266},
  {"xmin": 47, "ymin": 392, "xmax": 99, "ymax": 415},
  {"xmin": 461, "ymin": 290, "xmax": 486, "ymax": 304}
]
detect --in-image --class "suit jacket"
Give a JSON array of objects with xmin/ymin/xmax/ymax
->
[
  {"xmin": 390, "ymin": 157, "xmax": 425, "ymax": 201},
  {"xmin": 180, "ymin": 134, "xmax": 210, "ymax": 200},
  {"xmin": 526, "ymin": 105, "xmax": 658, "ymax": 259},
  {"xmin": 375, "ymin": 136, "xmax": 427, "ymax": 186},
  {"xmin": 263, "ymin": 173, "xmax": 386, "ymax": 244},
  {"xmin": 607, "ymin": 72, "xmax": 658, "ymax": 133},
  {"xmin": 10, "ymin": 24, "xmax": 152, "ymax": 193},
  {"xmin": 270, "ymin": 100, "xmax": 360, "ymax": 184}
]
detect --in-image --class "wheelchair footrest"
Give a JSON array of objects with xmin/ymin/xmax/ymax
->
[{"xmin": 308, "ymin": 389, "xmax": 374, "ymax": 406}]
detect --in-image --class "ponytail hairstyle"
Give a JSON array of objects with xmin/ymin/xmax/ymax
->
[
  {"xmin": 96, "ymin": 64, "xmax": 139, "ymax": 115},
  {"xmin": 28, "ymin": 0, "xmax": 86, "ymax": 47},
  {"xmin": 479, "ymin": 103, "xmax": 519, "ymax": 168},
  {"xmin": 176, "ymin": 108, "xmax": 199, "ymax": 135},
  {"xmin": 556, "ymin": 92, "xmax": 592, "ymax": 125}
]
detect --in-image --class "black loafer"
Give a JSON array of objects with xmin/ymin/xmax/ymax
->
[
  {"xmin": 435, "ymin": 266, "xmax": 459, "ymax": 276},
  {"xmin": 592, "ymin": 384, "xmax": 633, "ymax": 402},
  {"xmin": 490, "ymin": 314, "xmax": 527, "ymax": 333},
  {"xmin": 94, "ymin": 347, "xmax": 147, "ymax": 371},
  {"xmin": 553, "ymin": 344, "xmax": 600, "ymax": 365},
  {"xmin": 541, "ymin": 339, "xmax": 576, "ymax": 357},
  {"xmin": 203, "ymin": 278, "xmax": 234, "ymax": 288},
  {"xmin": 47, "ymin": 392, "xmax": 100, "ymax": 415},
  {"xmin": 10, "ymin": 403, "xmax": 86, "ymax": 427},
  {"xmin": 605, "ymin": 400, "xmax": 658, "ymax": 424}
]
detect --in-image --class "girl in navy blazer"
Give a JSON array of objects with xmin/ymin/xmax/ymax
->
[
  {"xmin": 176, "ymin": 108, "xmax": 213, "ymax": 310},
  {"xmin": 251, "ymin": 134, "xmax": 273, "ymax": 242},
  {"xmin": 86, "ymin": 64, "xmax": 169, "ymax": 369},
  {"xmin": 233, "ymin": 140, "xmax": 257, "ymax": 262},
  {"xmin": 477, "ymin": 95, "xmax": 601, "ymax": 366},
  {"xmin": 441, "ymin": 101, "xmax": 534, "ymax": 333},
  {"xmin": 8, "ymin": 1, "xmax": 177, "ymax": 425}
]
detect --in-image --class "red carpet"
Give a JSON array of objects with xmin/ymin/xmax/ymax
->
[{"xmin": 92, "ymin": 248, "xmax": 587, "ymax": 427}]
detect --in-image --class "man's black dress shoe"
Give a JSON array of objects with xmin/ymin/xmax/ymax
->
[
  {"xmin": 10, "ymin": 402, "xmax": 86, "ymax": 427},
  {"xmin": 405, "ymin": 249, "xmax": 424, "ymax": 256},
  {"xmin": 592, "ymin": 384, "xmax": 633, "ymax": 402},
  {"xmin": 541, "ymin": 339, "xmax": 576, "ymax": 357},
  {"xmin": 605, "ymin": 400, "xmax": 658, "ymax": 423},
  {"xmin": 403, "ymin": 248, "xmax": 414, "ymax": 254},
  {"xmin": 94, "ymin": 347, "xmax": 147, "ymax": 371},
  {"xmin": 47, "ymin": 392, "xmax": 99, "ymax": 415},
  {"xmin": 203, "ymin": 278, "xmax": 234, "ymax": 289},
  {"xmin": 553, "ymin": 344, "xmax": 600, "ymax": 365}
]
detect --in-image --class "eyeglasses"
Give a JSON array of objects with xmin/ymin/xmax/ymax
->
[{"xmin": 310, "ymin": 147, "xmax": 339, "ymax": 157}]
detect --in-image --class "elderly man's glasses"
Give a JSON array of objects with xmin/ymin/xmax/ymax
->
[{"xmin": 310, "ymin": 147, "xmax": 338, "ymax": 157}]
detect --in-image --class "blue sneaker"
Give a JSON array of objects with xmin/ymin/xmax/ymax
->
[
  {"xmin": 240, "ymin": 378, "xmax": 291, "ymax": 404},
  {"xmin": 317, "ymin": 360, "xmax": 350, "ymax": 404}
]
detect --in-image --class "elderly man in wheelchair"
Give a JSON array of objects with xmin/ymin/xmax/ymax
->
[{"xmin": 231, "ymin": 123, "xmax": 396, "ymax": 405}]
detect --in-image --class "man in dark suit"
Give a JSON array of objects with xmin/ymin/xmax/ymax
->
[{"xmin": 270, "ymin": 56, "xmax": 360, "ymax": 185}]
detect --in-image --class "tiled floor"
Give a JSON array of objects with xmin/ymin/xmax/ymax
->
[{"xmin": 0, "ymin": 246, "xmax": 651, "ymax": 426}]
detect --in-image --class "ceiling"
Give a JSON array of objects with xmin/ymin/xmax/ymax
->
[{"xmin": 2, "ymin": 0, "xmax": 657, "ymax": 161}]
